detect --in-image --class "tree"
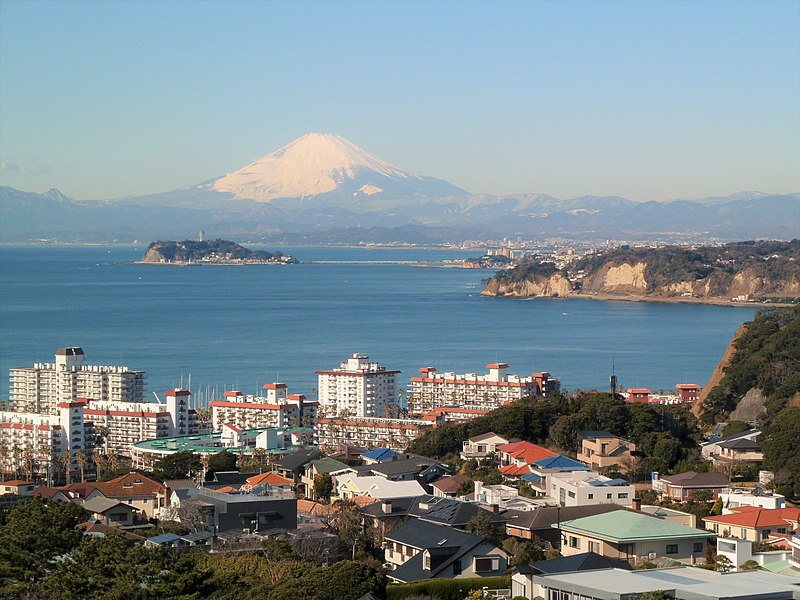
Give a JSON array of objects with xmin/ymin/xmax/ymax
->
[
  {"xmin": 502, "ymin": 537, "xmax": 545, "ymax": 566},
  {"xmin": 465, "ymin": 511, "xmax": 504, "ymax": 545},
  {"xmin": 313, "ymin": 473, "xmax": 333, "ymax": 502},
  {"xmin": 76, "ymin": 450, "xmax": 88, "ymax": 483},
  {"xmin": 153, "ymin": 451, "xmax": 202, "ymax": 480},
  {"xmin": 639, "ymin": 592, "xmax": 673, "ymax": 600},
  {"xmin": 58, "ymin": 450, "xmax": 72, "ymax": 485},
  {"xmin": 207, "ymin": 450, "xmax": 238, "ymax": 477}
]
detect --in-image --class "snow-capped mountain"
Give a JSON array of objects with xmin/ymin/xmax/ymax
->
[{"xmin": 211, "ymin": 132, "xmax": 466, "ymax": 201}]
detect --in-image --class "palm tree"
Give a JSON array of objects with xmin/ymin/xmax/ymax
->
[
  {"xmin": 93, "ymin": 451, "xmax": 110, "ymax": 480},
  {"xmin": 76, "ymin": 450, "xmax": 88, "ymax": 483},
  {"xmin": 58, "ymin": 451, "xmax": 72, "ymax": 485},
  {"xmin": 21, "ymin": 446, "xmax": 37, "ymax": 481}
]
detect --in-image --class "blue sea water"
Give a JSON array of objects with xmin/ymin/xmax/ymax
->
[{"xmin": 0, "ymin": 245, "xmax": 759, "ymax": 405}]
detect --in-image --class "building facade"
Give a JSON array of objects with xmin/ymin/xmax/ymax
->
[
  {"xmin": 315, "ymin": 415, "xmax": 433, "ymax": 451},
  {"xmin": 9, "ymin": 347, "xmax": 145, "ymax": 414},
  {"xmin": 407, "ymin": 363, "xmax": 559, "ymax": 415},
  {"xmin": 316, "ymin": 354, "xmax": 399, "ymax": 417},
  {"xmin": 209, "ymin": 384, "xmax": 318, "ymax": 431}
]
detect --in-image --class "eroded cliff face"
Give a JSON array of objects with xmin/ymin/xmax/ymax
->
[
  {"xmin": 480, "ymin": 273, "xmax": 573, "ymax": 297},
  {"xmin": 581, "ymin": 262, "xmax": 648, "ymax": 294},
  {"xmin": 141, "ymin": 245, "xmax": 167, "ymax": 262}
]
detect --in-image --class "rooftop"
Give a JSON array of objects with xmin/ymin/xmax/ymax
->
[{"xmin": 559, "ymin": 511, "xmax": 710, "ymax": 542}]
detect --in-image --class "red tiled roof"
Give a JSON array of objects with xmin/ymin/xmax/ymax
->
[
  {"xmin": 704, "ymin": 507, "xmax": 800, "ymax": 529},
  {"xmin": 246, "ymin": 471, "xmax": 293, "ymax": 486},
  {"xmin": 2, "ymin": 479, "xmax": 34, "ymax": 486},
  {"xmin": 216, "ymin": 486, "xmax": 239, "ymax": 493},
  {"xmin": 94, "ymin": 472, "xmax": 164, "ymax": 498},
  {"xmin": 497, "ymin": 441, "xmax": 558, "ymax": 465},
  {"xmin": 500, "ymin": 464, "xmax": 532, "ymax": 476}
]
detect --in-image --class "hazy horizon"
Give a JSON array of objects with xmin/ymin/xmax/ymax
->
[{"xmin": 1, "ymin": 0, "xmax": 799, "ymax": 202}]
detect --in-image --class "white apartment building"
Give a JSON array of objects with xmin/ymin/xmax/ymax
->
[
  {"xmin": 316, "ymin": 354, "xmax": 399, "ymax": 417},
  {"xmin": 0, "ymin": 401, "xmax": 92, "ymax": 479},
  {"xmin": 209, "ymin": 384, "xmax": 318, "ymax": 431},
  {"xmin": 83, "ymin": 389, "xmax": 196, "ymax": 456},
  {"xmin": 407, "ymin": 363, "xmax": 559, "ymax": 415},
  {"xmin": 9, "ymin": 347, "xmax": 145, "ymax": 414},
  {"xmin": 549, "ymin": 471, "xmax": 635, "ymax": 507},
  {"xmin": 315, "ymin": 415, "xmax": 433, "ymax": 451}
]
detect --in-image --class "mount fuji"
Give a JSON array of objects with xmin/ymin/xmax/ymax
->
[{"xmin": 211, "ymin": 132, "xmax": 466, "ymax": 201}]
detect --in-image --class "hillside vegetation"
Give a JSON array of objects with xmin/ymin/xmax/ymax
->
[
  {"xmin": 483, "ymin": 240, "xmax": 800, "ymax": 301},
  {"xmin": 699, "ymin": 306, "xmax": 800, "ymax": 496}
]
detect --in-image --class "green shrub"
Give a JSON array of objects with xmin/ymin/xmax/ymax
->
[{"xmin": 386, "ymin": 576, "xmax": 510, "ymax": 600}]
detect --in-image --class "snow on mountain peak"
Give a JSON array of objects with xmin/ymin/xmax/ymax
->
[{"xmin": 212, "ymin": 132, "xmax": 422, "ymax": 202}]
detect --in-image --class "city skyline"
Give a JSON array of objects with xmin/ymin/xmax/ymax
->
[{"xmin": 1, "ymin": 0, "xmax": 799, "ymax": 202}]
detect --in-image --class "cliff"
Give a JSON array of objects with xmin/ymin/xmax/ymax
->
[
  {"xmin": 140, "ymin": 239, "xmax": 296, "ymax": 264},
  {"xmin": 481, "ymin": 240, "xmax": 800, "ymax": 302}
]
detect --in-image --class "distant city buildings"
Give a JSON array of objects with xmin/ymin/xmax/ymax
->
[
  {"xmin": 316, "ymin": 353, "xmax": 399, "ymax": 418},
  {"xmin": 407, "ymin": 363, "xmax": 559, "ymax": 415}
]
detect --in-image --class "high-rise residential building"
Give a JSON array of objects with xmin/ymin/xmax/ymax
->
[
  {"xmin": 9, "ymin": 347, "xmax": 145, "ymax": 414},
  {"xmin": 209, "ymin": 383, "xmax": 318, "ymax": 431},
  {"xmin": 316, "ymin": 353, "xmax": 400, "ymax": 418},
  {"xmin": 407, "ymin": 363, "xmax": 559, "ymax": 415}
]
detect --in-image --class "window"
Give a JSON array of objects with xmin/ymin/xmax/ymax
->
[
  {"xmin": 666, "ymin": 544, "xmax": 678, "ymax": 554},
  {"xmin": 607, "ymin": 493, "xmax": 612, "ymax": 499},
  {"xmin": 618, "ymin": 493, "xmax": 628, "ymax": 499},
  {"xmin": 588, "ymin": 493, "xmax": 594, "ymax": 500},
  {"xmin": 761, "ymin": 529, "xmax": 771, "ymax": 540},
  {"xmin": 474, "ymin": 557, "xmax": 496, "ymax": 572},
  {"xmin": 452, "ymin": 560, "xmax": 462, "ymax": 575},
  {"xmin": 423, "ymin": 554, "xmax": 430, "ymax": 570},
  {"xmin": 569, "ymin": 536, "xmax": 580, "ymax": 549},
  {"xmin": 589, "ymin": 541, "xmax": 599, "ymax": 553},
  {"xmin": 693, "ymin": 542, "xmax": 703, "ymax": 553},
  {"xmin": 568, "ymin": 491, "xmax": 575, "ymax": 499}
]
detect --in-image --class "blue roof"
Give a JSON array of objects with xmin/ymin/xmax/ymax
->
[
  {"xmin": 147, "ymin": 533, "xmax": 181, "ymax": 544},
  {"xmin": 521, "ymin": 473, "xmax": 543, "ymax": 483},
  {"xmin": 533, "ymin": 455, "xmax": 590, "ymax": 471},
  {"xmin": 361, "ymin": 448, "xmax": 400, "ymax": 461}
]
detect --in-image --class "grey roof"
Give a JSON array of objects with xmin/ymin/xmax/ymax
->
[
  {"xmin": 717, "ymin": 437, "xmax": 760, "ymax": 450},
  {"xmin": 181, "ymin": 530, "xmax": 214, "ymax": 543},
  {"xmin": 361, "ymin": 495, "xmax": 418, "ymax": 518},
  {"xmin": 469, "ymin": 431, "xmax": 505, "ymax": 442},
  {"xmin": 408, "ymin": 495, "xmax": 506, "ymax": 528},
  {"xmin": 82, "ymin": 497, "xmax": 134, "ymax": 514},
  {"xmin": 207, "ymin": 471, "xmax": 258, "ymax": 486},
  {"xmin": 528, "ymin": 551, "xmax": 633, "ymax": 574},
  {"xmin": 146, "ymin": 533, "xmax": 182, "ymax": 545},
  {"xmin": 308, "ymin": 457, "xmax": 348, "ymax": 474},
  {"xmin": 386, "ymin": 516, "xmax": 484, "ymax": 549},
  {"xmin": 367, "ymin": 455, "xmax": 444, "ymax": 477},
  {"xmin": 503, "ymin": 503, "xmax": 628, "ymax": 531},
  {"xmin": 277, "ymin": 448, "xmax": 322, "ymax": 471},
  {"xmin": 577, "ymin": 430, "xmax": 615, "ymax": 440},
  {"xmin": 164, "ymin": 479, "xmax": 198, "ymax": 490},
  {"xmin": 659, "ymin": 471, "xmax": 730, "ymax": 487}
]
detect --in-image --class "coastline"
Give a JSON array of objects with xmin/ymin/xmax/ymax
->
[{"xmin": 483, "ymin": 290, "xmax": 797, "ymax": 308}]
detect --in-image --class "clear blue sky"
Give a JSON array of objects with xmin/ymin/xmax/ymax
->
[{"xmin": 1, "ymin": 0, "xmax": 798, "ymax": 201}]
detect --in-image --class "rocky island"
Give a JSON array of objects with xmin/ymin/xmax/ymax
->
[
  {"xmin": 481, "ymin": 240, "xmax": 800, "ymax": 304},
  {"xmin": 139, "ymin": 239, "xmax": 297, "ymax": 265}
]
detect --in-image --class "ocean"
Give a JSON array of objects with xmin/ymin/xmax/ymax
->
[{"xmin": 0, "ymin": 245, "xmax": 759, "ymax": 405}]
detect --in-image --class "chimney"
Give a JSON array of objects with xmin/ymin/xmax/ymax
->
[
  {"xmin": 474, "ymin": 480, "xmax": 483, "ymax": 499},
  {"xmin": 632, "ymin": 497, "xmax": 642, "ymax": 511},
  {"xmin": 382, "ymin": 500, "xmax": 392, "ymax": 514}
]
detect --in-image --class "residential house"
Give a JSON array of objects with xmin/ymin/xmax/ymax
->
[
  {"xmin": 652, "ymin": 471, "xmax": 730, "ymax": 500},
  {"xmin": 0, "ymin": 480, "xmax": 36, "ymax": 496},
  {"xmin": 504, "ymin": 504, "xmax": 628, "ymax": 545},
  {"xmin": 384, "ymin": 518, "xmax": 508, "ymax": 583},
  {"xmin": 335, "ymin": 475, "xmax": 425, "ymax": 500},
  {"xmin": 527, "ymin": 566, "xmax": 800, "ymax": 600},
  {"xmin": 720, "ymin": 487, "xmax": 786, "ymax": 512},
  {"xmin": 334, "ymin": 454, "xmax": 449, "ymax": 485},
  {"xmin": 701, "ymin": 429, "xmax": 761, "ymax": 461},
  {"xmin": 510, "ymin": 552, "xmax": 632, "ymax": 600},
  {"xmin": 716, "ymin": 436, "xmax": 764, "ymax": 465},
  {"xmin": 715, "ymin": 537, "xmax": 797, "ymax": 575},
  {"xmin": 361, "ymin": 448, "xmax": 400, "ymax": 464},
  {"xmin": 81, "ymin": 497, "xmax": 140, "ymax": 528},
  {"xmin": 522, "ymin": 454, "xmax": 591, "ymax": 497},
  {"xmin": 576, "ymin": 430, "xmax": 637, "ymax": 470},
  {"xmin": 145, "ymin": 533, "xmax": 187, "ymax": 549},
  {"xmin": 497, "ymin": 441, "xmax": 558, "ymax": 478},
  {"xmin": 274, "ymin": 448, "xmax": 322, "ymax": 495},
  {"xmin": 549, "ymin": 471, "xmax": 634, "ymax": 507},
  {"xmin": 300, "ymin": 456, "xmax": 349, "ymax": 500},
  {"xmin": 703, "ymin": 507, "xmax": 800, "ymax": 542},
  {"xmin": 432, "ymin": 474, "xmax": 472, "ymax": 498},
  {"xmin": 243, "ymin": 471, "xmax": 294, "ymax": 494},
  {"xmin": 176, "ymin": 486, "xmax": 297, "ymax": 534},
  {"xmin": 460, "ymin": 432, "xmax": 509, "ymax": 461},
  {"xmin": 407, "ymin": 495, "xmax": 508, "ymax": 530},
  {"xmin": 639, "ymin": 504, "xmax": 697, "ymax": 528},
  {"xmin": 557, "ymin": 510, "xmax": 711, "ymax": 564}
]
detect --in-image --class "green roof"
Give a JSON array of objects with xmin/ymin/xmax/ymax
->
[
  {"xmin": 310, "ymin": 457, "xmax": 349, "ymax": 473},
  {"xmin": 559, "ymin": 510, "xmax": 710, "ymax": 542}
]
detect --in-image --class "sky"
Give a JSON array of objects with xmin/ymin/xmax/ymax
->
[{"xmin": 1, "ymin": 0, "xmax": 798, "ymax": 202}]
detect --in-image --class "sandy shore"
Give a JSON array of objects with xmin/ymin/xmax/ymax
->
[{"xmin": 483, "ymin": 290, "xmax": 797, "ymax": 308}]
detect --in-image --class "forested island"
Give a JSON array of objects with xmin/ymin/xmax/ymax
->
[
  {"xmin": 481, "ymin": 240, "xmax": 800, "ymax": 304},
  {"xmin": 140, "ymin": 239, "xmax": 297, "ymax": 265}
]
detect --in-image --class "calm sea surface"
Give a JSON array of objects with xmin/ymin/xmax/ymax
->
[{"xmin": 0, "ymin": 245, "xmax": 759, "ymax": 405}]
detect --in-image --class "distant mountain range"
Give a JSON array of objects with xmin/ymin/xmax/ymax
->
[{"xmin": 1, "ymin": 133, "xmax": 798, "ymax": 243}]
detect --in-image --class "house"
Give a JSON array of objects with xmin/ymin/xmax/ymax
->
[
  {"xmin": 145, "ymin": 533, "xmax": 186, "ymax": 549},
  {"xmin": 384, "ymin": 518, "xmax": 508, "ymax": 583},
  {"xmin": 701, "ymin": 429, "xmax": 760, "ymax": 461},
  {"xmin": 460, "ymin": 432, "xmax": 509, "ymax": 461},
  {"xmin": 639, "ymin": 504, "xmax": 697, "ymax": 528},
  {"xmin": 576, "ymin": 430, "xmax": 637, "ymax": 470},
  {"xmin": 274, "ymin": 448, "xmax": 322, "ymax": 495},
  {"xmin": 715, "ymin": 537, "xmax": 798, "ymax": 575},
  {"xmin": 334, "ymin": 454, "xmax": 449, "ymax": 485},
  {"xmin": 335, "ymin": 475, "xmax": 425, "ymax": 500},
  {"xmin": 548, "ymin": 471, "xmax": 634, "ymax": 507},
  {"xmin": 407, "ymin": 495, "xmax": 508, "ymax": 530},
  {"xmin": 361, "ymin": 448, "xmax": 400, "ymax": 464},
  {"xmin": 528, "ymin": 566, "xmax": 800, "ymax": 600},
  {"xmin": 523, "ymin": 454, "xmax": 591, "ymax": 497},
  {"xmin": 509, "ymin": 552, "xmax": 632, "ymax": 600},
  {"xmin": 505, "ymin": 503, "xmax": 628, "ymax": 545},
  {"xmin": 81, "ymin": 497, "xmax": 140, "ymax": 528},
  {"xmin": 177, "ymin": 487, "xmax": 297, "ymax": 534},
  {"xmin": 243, "ymin": 471, "xmax": 294, "ymax": 494},
  {"xmin": 557, "ymin": 510, "xmax": 711, "ymax": 564},
  {"xmin": 83, "ymin": 472, "xmax": 165, "ymax": 518},
  {"xmin": 497, "ymin": 441, "xmax": 558, "ymax": 472},
  {"xmin": 299, "ymin": 456, "xmax": 349, "ymax": 500},
  {"xmin": 720, "ymin": 487, "xmax": 786, "ymax": 512},
  {"xmin": 432, "ymin": 474, "xmax": 472, "ymax": 498},
  {"xmin": 0, "ymin": 480, "xmax": 36, "ymax": 496},
  {"xmin": 703, "ymin": 507, "xmax": 800, "ymax": 542},
  {"xmin": 652, "ymin": 471, "xmax": 730, "ymax": 500},
  {"xmin": 625, "ymin": 388, "xmax": 652, "ymax": 402},
  {"xmin": 716, "ymin": 436, "xmax": 764, "ymax": 465}
]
